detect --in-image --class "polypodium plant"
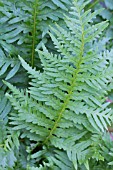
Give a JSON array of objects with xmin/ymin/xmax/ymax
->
[{"xmin": 4, "ymin": 0, "xmax": 113, "ymax": 169}]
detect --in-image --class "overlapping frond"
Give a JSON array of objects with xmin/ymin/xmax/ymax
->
[{"xmin": 4, "ymin": 0, "xmax": 113, "ymax": 169}]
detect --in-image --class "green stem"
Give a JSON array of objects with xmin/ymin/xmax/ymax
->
[
  {"xmin": 43, "ymin": 14, "xmax": 85, "ymax": 146},
  {"xmin": 43, "ymin": 67, "xmax": 81, "ymax": 145},
  {"xmin": 86, "ymin": 0, "xmax": 103, "ymax": 10}
]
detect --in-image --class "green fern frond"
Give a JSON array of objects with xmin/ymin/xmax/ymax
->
[
  {"xmin": 0, "ymin": 92, "xmax": 11, "ymax": 145},
  {"xmin": 4, "ymin": 0, "xmax": 113, "ymax": 169},
  {"xmin": 0, "ymin": 48, "xmax": 20, "ymax": 81},
  {"xmin": 0, "ymin": 91, "xmax": 21, "ymax": 169},
  {"xmin": 0, "ymin": 0, "xmax": 72, "ymax": 68}
]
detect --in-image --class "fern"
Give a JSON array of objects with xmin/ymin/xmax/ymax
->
[
  {"xmin": 88, "ymin": 0, "xmax": 113, "ymax": 51},
  {"xmin": 0, "ymin": 0, "xmax": 72, "ymax": 68},
  {"xmin": 0, "ymin": 2, "xmax": 72, "ymax": 167},
  {"xmin": 0, "ymin": 90, "xmax": 20, "ymax": 169},
  {"xmin": 0, "ymin": 0, "xmax": 72, "ymax": 105},
  {"xmin": 4, "ymin": 0, "xmax": 113, "ymax": 169}
]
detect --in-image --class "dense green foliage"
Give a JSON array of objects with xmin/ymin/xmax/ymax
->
[
  {"xmin": 93, "ymin": 0, "xmax": 113, "ymax": 110},
  {"xmin": 0, "ymin": 0, "xmax": 113, "ymax": 169}
]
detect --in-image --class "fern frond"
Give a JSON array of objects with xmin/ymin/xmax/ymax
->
[
  {"xmin": 0, "ymin": 91, "xmax": 21, "ymax": 169},
  {"xmin": 4, "ymin": 0, "xmax": 113, "ymax": 169},
  {"xmin": 0, "ymin": 91, "xmax": 11, "ymax": 145},
  {"xmin": 0, "ymin": 0, "xmax": 72, "ymax": 68},
  {"xmin": 0, "ymin": 48, "xmax": 20, "ymax": 80}
]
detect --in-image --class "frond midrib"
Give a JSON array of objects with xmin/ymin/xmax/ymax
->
[{"xmin": 43, "ymin": 17, "xmax": 85, "ymax": 145}]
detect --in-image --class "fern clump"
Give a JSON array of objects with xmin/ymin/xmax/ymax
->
[
  {"xmin": 0, "ymin": 0, "xmax": 72, "ymax": 92},
  {"xmin": 4, "ymin": 0, "xmax": 113, "ymax": 169}
]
